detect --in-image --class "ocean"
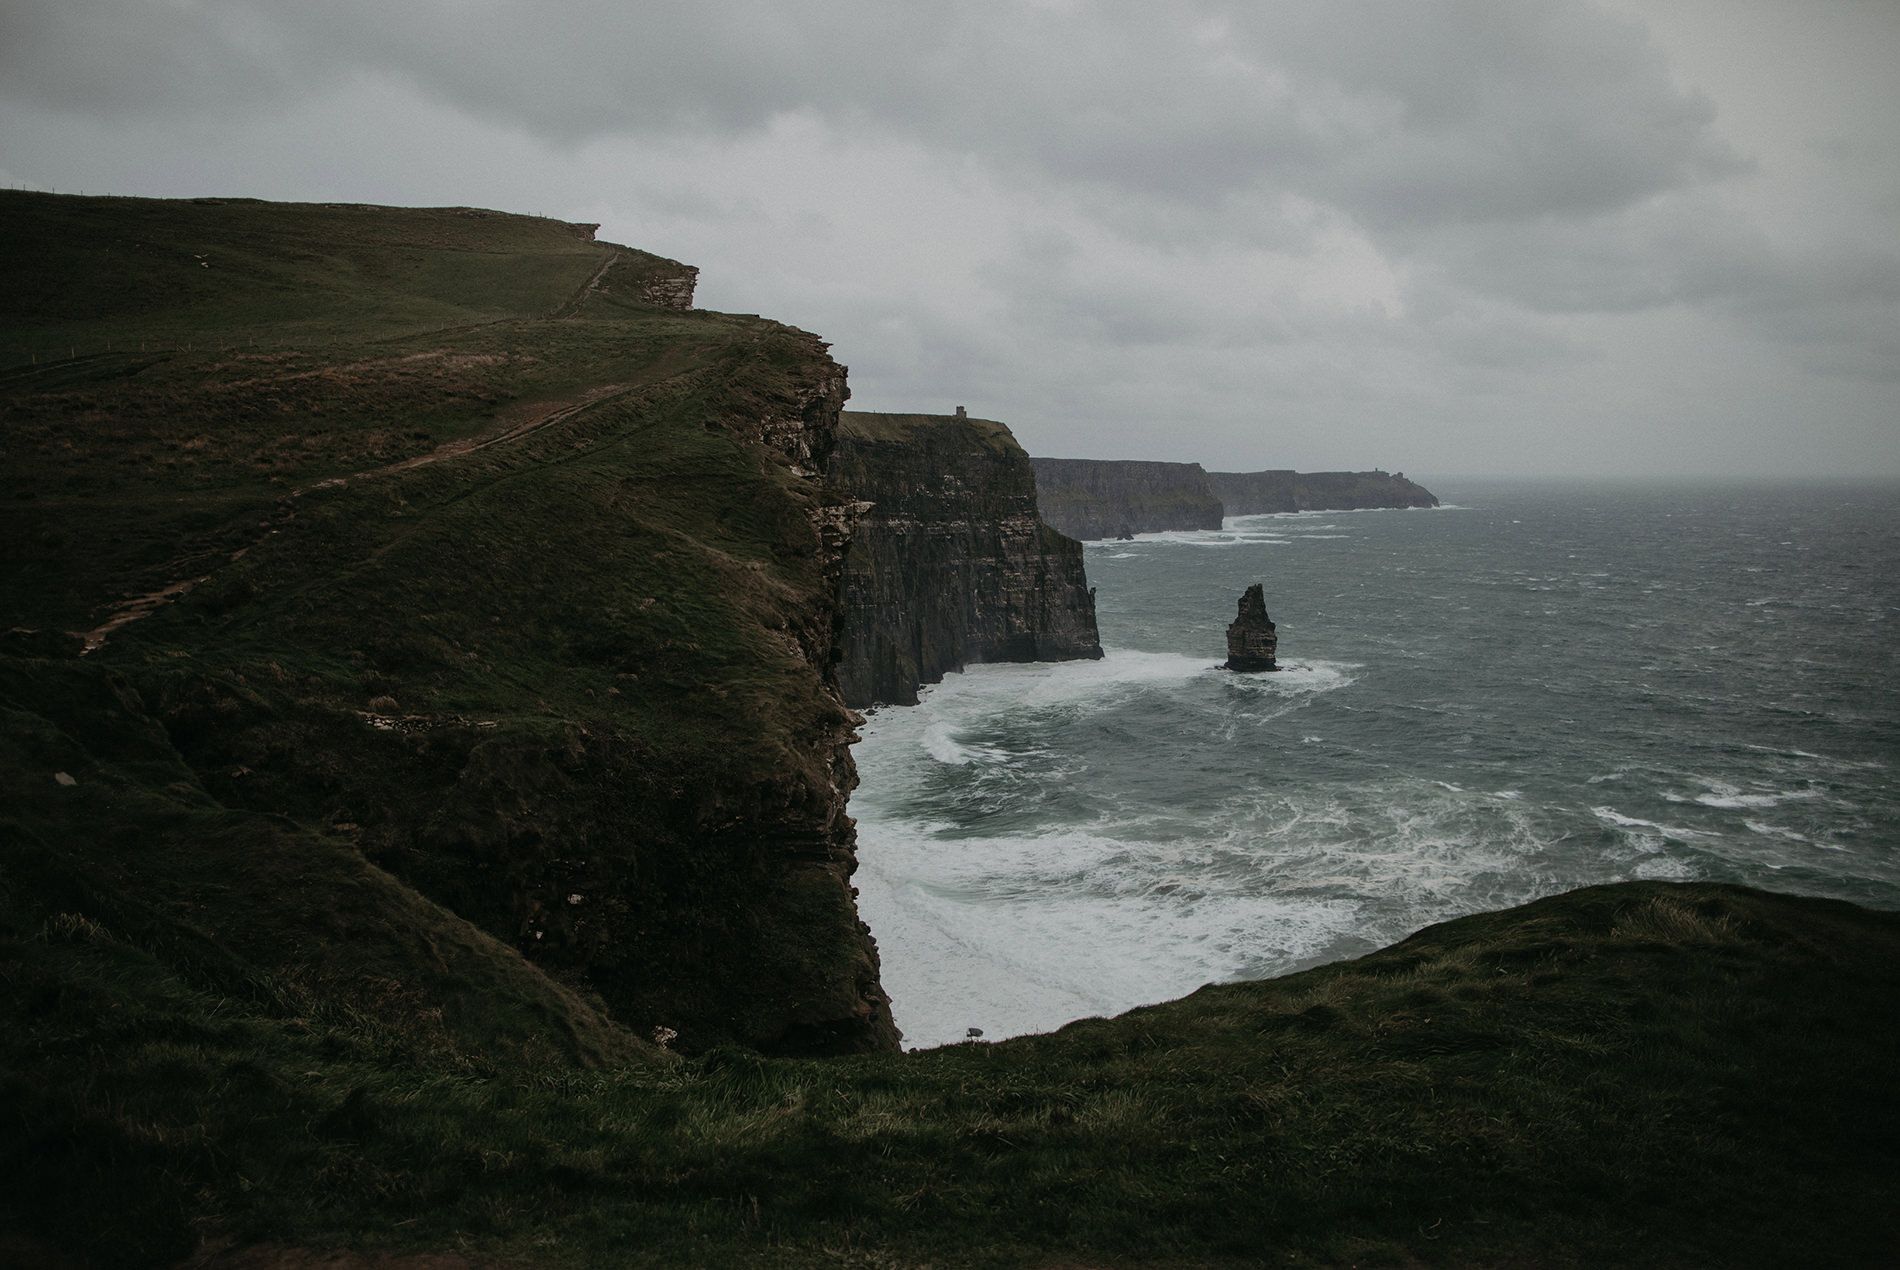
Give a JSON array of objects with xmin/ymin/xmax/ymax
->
[{"xmin": 850, "ymin": 478, "xmax": 1900, "ymax": 1049}]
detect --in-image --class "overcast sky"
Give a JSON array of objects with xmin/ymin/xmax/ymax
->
[{"xmin": 3, "ymin": 0, "xmax": 1896, "ymax": 476}]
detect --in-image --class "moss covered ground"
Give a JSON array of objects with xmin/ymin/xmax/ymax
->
[
  {"xmin": 3, "ymin": 193, "xmax": 1897, "ymax": 1267},
  {"xmin": 4, "ymin": 877, "xmax": 1896, "ymax": 1268}
]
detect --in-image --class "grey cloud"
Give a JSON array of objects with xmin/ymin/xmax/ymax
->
[
  {"xmin": 1421, "ymin": 195, "xmax": 1775, "ymax": 314},
  {"xmin": 0, "ymin": 0, "xmax": 322, "ymax": 114},
  {"xmin": 1245, "ymin": 1, "xmax": 1745, "ymax": 225},
  {"xmin": 1415, "ymin": 188, "xmax": 1900, "ymax": 377},
  {"xmin": 1733, "ymin": 249, "xmax": 1900, "ymax": 382},
  {"xmin": 975, "ymin": 228, "xmax": 1213, "ymax": 348},
  {"xmin": 2, "ymin": 0, "xmax": 1739, "ymax": 239}
]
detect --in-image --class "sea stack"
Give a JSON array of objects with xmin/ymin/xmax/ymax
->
[{"xmin": 1223, "ymin": 584, "xmax": 1279, "ymax": 672}]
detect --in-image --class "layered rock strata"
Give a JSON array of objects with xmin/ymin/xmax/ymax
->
[
  {"xmin": 1030, "ymin": 457, "xmax": 1225, "ymax": 540},
  {"xmin": 829, "ymin": 412, "xmax": 1102, "ymax": 708},
  {"xmin": 1209, "ymin": 469, "xmax": 1438, "ymax": 514},
  {"xmin": 1223, "ymin": 584, "xmax": 1279, "ymax": 671}
]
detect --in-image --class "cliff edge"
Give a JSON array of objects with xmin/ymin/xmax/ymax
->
[
  {"xmin": 0, "ymin": 190, "xmax": 896, "ymax": 1060},
  {"xmin": 1210, "ymin": 468, "xmax": 1439, "ymax": 514},
  {"xmin": 828, "ymin": 412, "xmax": 1102, "ymax": 707},
  {"xmin": 1030, "ymin": 456, "xmax": 1225, "ymax": 540}
]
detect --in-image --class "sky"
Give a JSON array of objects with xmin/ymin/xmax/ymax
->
[{"xmin": 3, "ymin": 0, "xmax": 1896, "ymax": 477}]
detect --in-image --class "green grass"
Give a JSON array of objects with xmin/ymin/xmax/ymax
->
[
  {"xmin": 841, "ymin": 410, "xmax": 1024, "ymax": 454},
  {"xmin": 0, "ymin": 191, "xmax": 634, "ymax": 353},
  {"xmin": 3, "ymin": 878, "xmax": 1895, "ymax": 1267}
]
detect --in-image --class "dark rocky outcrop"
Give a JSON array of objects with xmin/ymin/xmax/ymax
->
[
  {"xmin": 1223, "ymin": 584, "xmax": 1279, "ymax": 671},
  {"xmin": 1209, "ymin": 469, "xmax": 1438, "ymax": 514},
  {"xmin": 829, "ymin": 412, "xmax": 1102, "ymax": 708},
  {"xmin": 620, "ymin": 257, "xmax": 699, "ymax": 309},
  {"xmin": 1030, "ymin": 457, "xmax": 1225, "ymax": 540}
]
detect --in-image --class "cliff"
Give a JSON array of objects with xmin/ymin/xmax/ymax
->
[
  {"xmin": 828, "ymin": 412, "xmax": 1102, "ymax": 707},
  {"xmin": 0, "ymin": 190, "xmax": 895, "ymax": 1060},
  {"xmin": 1210, "ymin": 468, "xmax": 1440, "ymax": 513},
  {"xmin": 1030, "ymin": 457, "xmax": 1225, "ymax": 539}
]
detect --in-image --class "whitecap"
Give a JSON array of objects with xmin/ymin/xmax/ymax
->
[
  {"xmin": 1695, "ymin": 792, "xmax": 1791, "ymax": 810},
  {"xmin": 1591, "ymin": 806, "xmax": 1707, "ymax": 839},
  {"xmin": 1678, "ymin": 779, "xmax": 1820, "ymax": 811},
  {"xmin": 854, "ymin": 822, "xmax": 1366, "ymax": 1048},
  {"xmin": 1744, "ymin": 819, "xmax": 1812, "ymax": 843}
]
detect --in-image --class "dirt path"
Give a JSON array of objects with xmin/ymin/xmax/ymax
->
[
  {"xmin": 176, "ymin": 1243, "xmax": 484, "ymax": 1270},
  {"xmin": 78, "ymin": 378, "xmax": 645, "ymax": 653},
  {"xmin": 546, "ymin": 250, "xmax": 619, "ymax": 320}
]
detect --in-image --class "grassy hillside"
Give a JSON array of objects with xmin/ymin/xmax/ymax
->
[
  {"xmin": 3, "ymin": 194, "xmax": 1896, "ymax": 1268},
  {"xmin": 4, "ymin": 878, "xmax": 1896, "ymax": 1267},
  {"xmin": 1, "ymin": 191, "xmax": 893, "ymax": 1071}
]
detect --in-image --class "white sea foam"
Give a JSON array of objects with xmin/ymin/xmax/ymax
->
[
  {"xmin": 856, "ymin": 757, "xmax": 1576, "ymax": 1047},
  {"xmin": 1664, "ymin": 779, "xmax": 1820, "ymax": 811},
  {"xmin": 1591, "ymin": 807, "xmax": 1707, "ymax": 839},
  {"xmin": 921, "ymin": 723, "xmax": 1009, "ymax": 766},
  {"xmin": 1633, "ymin": 856, "xmax": 1699, "ymax": 880},
  {"xmin": 853, "ymin": 822, "xmax": 1362, "ymax": 1048},
  {"xmin": 891, "ymin": 649, "xmax": 1359, "ymax": 718},
  {"xmin": 1694, "ymin": 792, "xmax": 1792, "ymax": 810}
]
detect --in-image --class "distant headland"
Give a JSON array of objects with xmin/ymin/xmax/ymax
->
[{"xmin": 1031, "ymin": 456, "xmax": 1437, "ymax": 540}]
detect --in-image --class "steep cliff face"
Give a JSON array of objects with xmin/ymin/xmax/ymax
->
[
  {"xmin": 1030, "ymin": 457, "xmax": 1225, "ymax": 540},
  {"xmin": 0, "ymin": 191, "xmax": 896, "ymax": 1058},
  {"xmin": 828, "ymin": 412, "xmax": 1102, "ymax": 708},
  {"xmin": 1209, "ymin": 469, "xmax": 1439, "ymax": 514}
]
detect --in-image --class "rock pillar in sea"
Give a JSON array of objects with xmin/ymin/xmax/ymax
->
[{"xmin": 1223, "ymin": 583, "xmax": 1279, "ymax": 671}]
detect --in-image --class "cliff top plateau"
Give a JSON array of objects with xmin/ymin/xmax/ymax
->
[{"xmin": 3, "ymin": 192, "xmax": 1896, "ymax": 1270}]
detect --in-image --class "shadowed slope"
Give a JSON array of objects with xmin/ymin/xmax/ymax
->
[
  {"xmin": 1, "ymin": 192, "xmax": 896, "ymax": 1076},
  {"xmin": 3, "ymin": 880, "xmax": 1894, "ymax": 1267}
]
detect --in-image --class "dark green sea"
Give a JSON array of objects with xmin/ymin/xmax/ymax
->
[{"xmin": 853, "ymin": 479, "xmax": 1900, "ymax": 1048}]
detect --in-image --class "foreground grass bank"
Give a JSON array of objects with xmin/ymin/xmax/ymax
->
[{"xmin": 5, "ymin": 879, "xmax": 1897, "ymax": 1268}]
